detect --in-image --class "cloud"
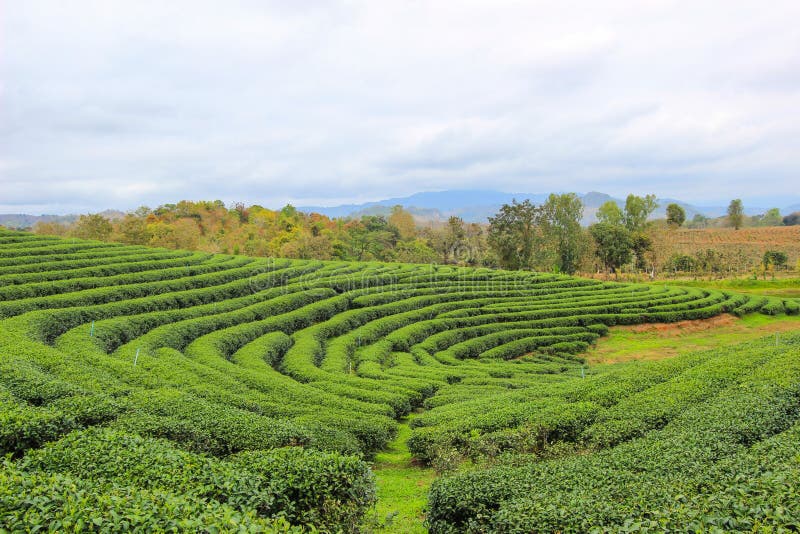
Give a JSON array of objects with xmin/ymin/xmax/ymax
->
[{"xmin": 1, "ymin": 0, "xmax": 800, "ymax": 214}]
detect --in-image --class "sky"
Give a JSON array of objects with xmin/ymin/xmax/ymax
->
[{"xmin": 2, "ymin": 0, "xmax": 800, "ymax": 214}]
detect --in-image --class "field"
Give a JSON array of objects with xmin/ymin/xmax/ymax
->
[
  {"xmin": 665, "ymin": 225, "xmax": 800, "ymax": 270},
  {"xmin": 1, "ymin": 230, "xmax": 800, "ymax": 532}
]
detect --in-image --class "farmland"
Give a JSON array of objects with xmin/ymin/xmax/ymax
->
[{"xmin": 1, "ymin": 230, "xmax": 800, "ymax": 532}]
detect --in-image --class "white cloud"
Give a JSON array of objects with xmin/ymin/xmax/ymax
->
[{"xmin": 1, "ymin": 0, "xmax": 799, "ymax": 214}]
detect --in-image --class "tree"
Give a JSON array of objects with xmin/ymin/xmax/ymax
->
[
  {"xmin": 72, "ymin": 214, "xmax": 113, "ymax": 241},
  {"xmin": 115, "ymin": 214, "xmax": 150, "ymax": 244},
  {"xmin": 596, "ymin": 201, "xmax": 624, "ymax": 226},
  {"xmin": 727, "ymin": 199, "xmax": 744, "ymax": 230},
  {"xmin": 388, "ymin": 206, "xmax": 416, "ymax": 240},
  {"xmin": 763, "ymin": 250, "xmax": 788, "ymax": 270},
  {"xmin": 624, "ymin": 194, "xmax": 658, "ymax": 232},
  {"xmin": 33, "ymin": 221, "xmax": 68, "ymax": 236},
  {"xmin": 541, "ymin": 193, "xmax": 585, "ymax": 274},
  {"xmin": 488, "ymin": 199, "xmax": 543, "ymax": 270},
  {"xmin": 760, "ymin": 208, "xmax": 782, "ymax": 227},
  {"xmin": 689, "ymin": 213, "xmax": 708, "ymax": 229},
  {"xmin": 631, "ymin": 232, "xmax": 653, "ymax": 271},
  {"xmin": 590, "ymin": 223, "xmax": 633, "ymax": 275},
  {"xmin": 784, "ymin": 212, "xmax": 800, "ymax": 226},
  {"xmin": 443, "ymin": 216, "xmax": 468, "ymax": 264},
  {"xmin": 666, "ymin": 203, "xmax": 686, "ymax": 228}
]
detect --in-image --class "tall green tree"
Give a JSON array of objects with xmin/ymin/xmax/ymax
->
[
  {"xmin": 727, "ymin": 199, "xmax": 744, "ymax": 230},
  {"xmin": 590, "ymin": 223, "xmax": 633, "ymax": 275},
  {"xmin": 666, "ymin": 203, "xmax": 686, "ymax": 228},
  {"xmin": 488, "ymin": 199, "xmax": 543, "ymax": 270},
  {"xmin": 760, "ymin": 208, "xmax": 782, "ymax": 227},
  {"xmin": 541, "ymin": 193, "xmax": 585, "ymax": 274},
  {"xmin": 596, "ymin": 201, "xmax": 624, "ymax": 226},
  {"xmin": 624, "ymin": 194, "xmax": 658, "ymax": 232}
]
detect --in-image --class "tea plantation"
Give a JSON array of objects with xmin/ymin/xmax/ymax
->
[{"xmin": 1, "ymin": 230, "xmax": 799, "ymax": 532}]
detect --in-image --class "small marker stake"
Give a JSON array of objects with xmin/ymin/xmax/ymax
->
[
  {"xmin": 581, "ymin": 366, "xmax": 585, "ymax": 379},
  {"xmin": 776, "ymin": 332, "xmax": 779, "ymax": 346},
  {"xmin": 134, "ymin": 348, "xmax": 140, "ymax": 367},
  {"xmin": 90, "ymin": 321, "xmax": 95, "ymax": 337}
]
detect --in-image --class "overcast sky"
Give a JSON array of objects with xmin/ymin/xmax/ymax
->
[{"xmin": 2, "ymin": 1, "xmax": 799, "ymax": 214}]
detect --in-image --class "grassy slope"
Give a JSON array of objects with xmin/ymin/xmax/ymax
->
[
  {"xmin": 370, "ymin": 418, "xmax": 436, "ymax": 533},
  {"xmin": 585, "ymin": 312, "xmax": 800, "ymax": 364},
  {"xmin": 654, "ymin": 277, "xmax": 800, "ymax": 298}
]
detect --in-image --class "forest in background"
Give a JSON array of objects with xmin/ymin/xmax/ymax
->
[{"xmin": 15, "ymin": 196, "xmax": 800, "ymax": 280}]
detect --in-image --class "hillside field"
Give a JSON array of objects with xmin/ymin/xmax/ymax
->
[
  {"xmin": 666, "ymin": 225, "xmax": 800, "ymax": 269},
  {"xmin": 1, "ymin": 230, "xmax": 800, "ymax": 532}
]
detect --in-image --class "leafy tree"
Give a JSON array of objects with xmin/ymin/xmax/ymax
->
[
  {"xmin": 624, "ymin": 194, "xmax": 658, "ymax": 232},
  {"xmin": 666, "ymin": 203, "xmax": 686, "ymax": 228},
  {"xmin": 443, "ymin": 216, "xmax": 468, "ymax": 264},
  {"xmin": 33, "ymin": 221, "xmax": 69, "ymax": 236},
  {"xmin": 488, "ymin": 199, "xmax": 543, "ymax": 270},
  {"xmin": 727, "ymin": 199, "xmax": 744, "ymax": 230},
  {"xmin": 783, "ymin": 212, "xmax": 800, "ymax": 226},
  {"xmin": 760, "ymin": 208, "xmax": 782, "ymax": 227},
  {"xmin": 394, "ymin": 239, "xmax": 438, "ymax": 263},
  {"xmin": 689, "ymin": 213, "xmax": 708, "ymax": 228},
  {"xmin": 763, "ymin": 250, "xmax": 788, "ymax": 270},
  {"xmin": 541, "ymin": 193, "xmax": 585, "ymax": 274},
  {"xmin": 596, "ymin": 201, "xmax": 624, "ymax": 226},
  {"xmin": 388, "ymin": 206, "xmax": 416, "ymax": 240},
  {"xmin": 589, "ymin": 223, "xmax": 633, "ymax": 275},
  {"xmin": 72, "ymin": 214, "xmax": 113, "ymax": 241},
  {"xmin": 667, "ymin": 254, "xmax": 696, "ymax": 273},
  {"xmin": 631, "ymin": 232, "xmax": 653, "ymax": 271},
  {"xmin": 116, "ymin": 214, "xmax": 150, "ymax": 244}
]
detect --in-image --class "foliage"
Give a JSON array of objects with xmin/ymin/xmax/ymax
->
[
  {"xmin": 590, "ymin": 223, "xmax": 633, "ymax": 273},
  {"xmin": 1, "ymin": 230, "xmax": 797, "ymax": 531},
  {"xmin": 728, "ymin": 198, "xmax": 745, "ymax": 230},
  {"xmin": 623, "ymin": 193, "xmax": 658, "ymax": 232},
  {"xmin": 666, "ymin": 202, "xmax": 686, "ymax": 227}
]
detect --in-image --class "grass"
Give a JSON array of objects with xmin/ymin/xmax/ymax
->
[
  {"xmin": 651, "ymin": 277, "xmax": 800, "ymax": 298},
  {"xmin": 585, "ymin": 313, "xmax": 800, "ymax": 365},
  {"xmin": 368, "ymin": 417, "xmax": 436, "ymax": 533}
]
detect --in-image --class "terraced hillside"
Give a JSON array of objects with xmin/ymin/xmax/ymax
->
[{"xmin": 1, "ymin": 230, "xmax": 798, "ymax": 531}]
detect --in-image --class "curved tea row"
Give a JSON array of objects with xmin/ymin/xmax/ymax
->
[{"xmin": 1, "ymin": 230, "xmax": 797, "ymax": 531}]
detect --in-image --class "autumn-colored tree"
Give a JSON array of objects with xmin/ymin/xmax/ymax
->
[
  {"xmin": 72, "ymin": 214, "xmax": 113, "ymax": 241},
  {"xmin": 33, "ymin": 221, "xmax": 69, "ymax": 236},
  {"xmin": 388, "ymin": 206, "xmax": 417, "ymax": 240}
]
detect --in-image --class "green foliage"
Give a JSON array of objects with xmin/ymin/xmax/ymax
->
[
  {"xmin": 666, "ymin": 202, "xmax": 686, "ymax": 227},
  {"xmin": 728, "ymin": 198, "xmax": 745, "ymax": 229},
  {"xmin": 624, "ymin": 193, "xmax": 658, "ymax": 232},
  {"xmin": 590, "ymin": 222, "xmax": 633, "ymax": 273},
  {"xmin": 596, "ymin": 200, "xmax": 624, "ymax": 226},
  {"xmin": 487, "ymin": 199, "xmax": 543, "ymax": 270},
  {"xmin": 1, "ymin": 230, "xmax": 797, "ymax": 531}
]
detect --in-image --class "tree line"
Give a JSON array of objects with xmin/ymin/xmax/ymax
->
[{"xmin": 25, "ymin": 196, "xmax": 798, "ymax": 277}]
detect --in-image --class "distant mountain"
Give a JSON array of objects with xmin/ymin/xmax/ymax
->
[
  {"xmin": 3, "ymin": 193, "xmax": 797, "ymax": 229},
  {"xmin": 299, "ymin": 190, "xmax": 743, "ymax": 225},
  {"xmin": 785, "ymin": 204, "xmax": 800, "ymax": 214},
  {"xmin": 0, "ymin": 210, "xmax": 125, "ymax": 230}
]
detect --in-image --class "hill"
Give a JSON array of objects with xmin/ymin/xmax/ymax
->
[{"xmin": 299, "ymin": 190, "xmax": 789, "ymax": 224}]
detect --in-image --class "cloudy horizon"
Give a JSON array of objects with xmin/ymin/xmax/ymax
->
[{"xmin": 2, "ymin": 1, "xmax": 800, "ymax": 215}]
